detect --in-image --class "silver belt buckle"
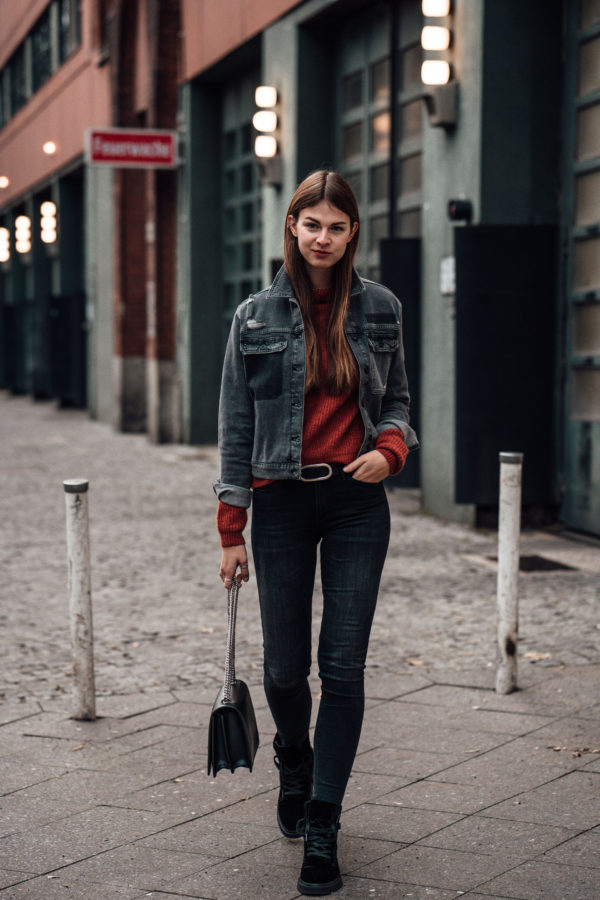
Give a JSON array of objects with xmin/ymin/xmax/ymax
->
[{"xmin": 300, "ymin": 463, "xmax": 333, "ymax": 482}]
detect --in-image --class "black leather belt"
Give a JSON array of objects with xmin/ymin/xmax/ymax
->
[{"xmin": 299, "ymin": 463, "xmax": 344, "ymax": 482}]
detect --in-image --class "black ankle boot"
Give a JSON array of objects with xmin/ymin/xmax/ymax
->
[
  {"xmin": 297, "ymin": 799, "xmax": 342, "ymax": 896},
  {"xmin": 273, "ymin": 734, "xmax": 314, "ymax": 839}
]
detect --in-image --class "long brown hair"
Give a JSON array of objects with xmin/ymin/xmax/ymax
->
[{"xmin": 284, "ymin": 170, "xmax": 360, "ymax": 394}]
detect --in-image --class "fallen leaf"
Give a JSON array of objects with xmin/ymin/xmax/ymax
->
[
  {"xmin": 407, "ymin": 658, "xmax": 426, "ymax": 666},
  {"xmin": 198, "ymin": 627, "xmax": 214, "ymax": 634},
  {"xmin": 71, "ymin": 745, "xmax": 85, "ymax": 752},
  {"xmin": 523, "ymin": 651, "xmax": 552, "ymax": 661}
]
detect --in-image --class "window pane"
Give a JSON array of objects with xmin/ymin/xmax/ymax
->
[
  {"xmin": 242, "ymin": 242, "xmax": 253, "ymax": 270},
  {"xmin": 343, "ymin": 71, "xmax": 363, "ymax": 112},
  {"xmin": 401, "ymin": 43, "xmax": 422, "ymax": 92},
  {"xmin": 224, "ymin": 207, "xmax": 236, "ymax": 234},
  {"xmin": 400, "ymin": 154, "xmax": 422, "ymax": 193},
  {"xmin": 573, "ymin": 237, "xmax": 600, "ymax": 291},
  {"xmin": 241, "ymin": 202, "xmax": 254, "ymax": 231},
  {"xmin": 9, "ymin": 46, "xmax": 28, "ymax": 116},
  {"xmin": 224, "ymin": 170, "xmax": 236, "ymax": 199},
  {"xmin": 371, "ymin": 111, "xmax": 391, "ymax": 154},
  {"xmin": 401, "ymin": 99, "xmax": 422, "ymax": 140},
  {"xmin": 575, "ymin": 170, "xmax": 600, "ymax": 227},
  {"xmin": 370, "ymin": 58, "xmax": 390, "ymax": 104},
  {"xmin": 241, "ymin": 123, "xmax": 253, "ymax": 154},
  {"xmin": 224, "ymin": 130, "xmax": 236, "ymax": 161},
  {"xmin": 343, "ymin": 122, "xmax": 363, "ymax": 163},
  {"xmin": 581, "ymin": 0, "xmax": 600, "ymax": 29},
  {"xmin": 397, "ymin": 208, "xmax": 422, "ymax": 238},
  {"xmin": 32, "ymin": 10, "xmax": 52, "ymax": 93},
  {"xmin": 579, "ymin": 37, "xmax": 600, "ymax": 96},
  {"xmin": 59, "ymin": 0, "xmax": 82, "ymax": 62},
  {"xmin": 577, "ymin": 103, "xmax": 600, "ymax": 162},
  {"xmin": 370, "ymin": 214, "xmax": 389, "ymax": 248},
  {"xmin": 370, "ymin": 163, "xmax": 389, "ymax": 202},
  {"xmin": 240, "ymin": 162, "xmax": 254, "ymax": 193},
  {"xmin": 344, "ymin": 170, "xmax": 363, "ymax": 204}
]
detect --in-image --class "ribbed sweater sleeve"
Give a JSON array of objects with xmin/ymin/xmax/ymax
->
[
  {"xmin": 375, "ymin": 428, "xmax": 409, "ymax": 476},
  {"xmin": 216, "ymin": 502, "xmax": 247, "ymax": 548}
]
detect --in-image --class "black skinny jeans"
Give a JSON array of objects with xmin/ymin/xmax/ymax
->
[{"xmin": 251, "ymin": 474, "xmax": 390, "ymax": 805}]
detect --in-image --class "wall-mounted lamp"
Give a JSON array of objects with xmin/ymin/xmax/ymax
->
[
  {"xmin": 0, "ymin": 175, "xmax": 9, "ymax": 189},
  {"xmin": 42, "ymin": 140, "xmax": 57, "ymax": 155},
  {"xmin": 15, "ymin": 215, "xmax": 32, "ymax": 254},
  {"xmin": 0, "ymin": 227, "xmax": 10, "ymax": 263},
  {"xmin": 421, "ymin": 1, "xmax": 457, "ymax": 128},
  {"xmin": 253, "ymin": 85, "xmax": 281, "ymax": 187},
  {"xmin": 448, "ymin": 198, "xmax": 473, "ymax": 223},
  {"xmin": 422, "ymin": 0, "xmax": 450, "ymax": 15},
  {"xmin": 40, "ymin": 201, "xmax": 58, "ymax": 244}
]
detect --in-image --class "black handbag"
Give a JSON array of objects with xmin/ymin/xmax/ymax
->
[{"xmin": 207, "ymin": 578, "xmax": 259, "ymax": 776}]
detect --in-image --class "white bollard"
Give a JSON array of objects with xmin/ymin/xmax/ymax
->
[
  {"xmin": 64, "ymin": 479, "xmax": 96, "ymax": 720},
  {"xmin": 495, "ymin": 453, "xmax": 523, "ymax": 694}
]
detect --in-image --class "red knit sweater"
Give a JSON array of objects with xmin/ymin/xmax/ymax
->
[{"xmin": 217, "ymin": 289, "xmax": 409, "ymax": 546}]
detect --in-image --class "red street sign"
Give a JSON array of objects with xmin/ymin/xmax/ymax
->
[{"xmin": 84, "ymin": 127, "xmax": 178, "ymax": 169}]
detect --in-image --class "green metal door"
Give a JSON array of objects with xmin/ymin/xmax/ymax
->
[{"xmin": 562, "ymin": 0, "xmax": 600, "ymax": 534}]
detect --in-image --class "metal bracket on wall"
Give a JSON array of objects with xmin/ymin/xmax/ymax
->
[{"xmin": 422, "ymin": 81, "xmax": 458, "ymax": 128}]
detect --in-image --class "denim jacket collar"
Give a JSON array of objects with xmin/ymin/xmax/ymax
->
[{"xmin": 267, "ymin": 266, "xmax": 366, "ymax": 299}]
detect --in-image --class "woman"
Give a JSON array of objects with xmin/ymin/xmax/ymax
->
[{"xmin": 214, "ymin": 170, "xmax": 418, "ymax": 896}]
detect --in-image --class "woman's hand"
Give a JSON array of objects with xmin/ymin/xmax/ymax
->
[
  {"xmin": 343, "ymin": 450, "xmax": 390, "ymax": 483},
  {"xmin": 219, "ymin": 545, "xmax": 250, "ymax": 588}
]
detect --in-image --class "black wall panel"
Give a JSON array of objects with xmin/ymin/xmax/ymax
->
[{"xmin": 454, "ymin": 225, "xmax": 557, "ymax": 506}]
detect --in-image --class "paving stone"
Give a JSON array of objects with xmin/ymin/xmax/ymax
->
[
  {"xmin": 0, "ymin": 734, "xmax": 113, "ymax": 771},
  {"xmin": 342, "ymin": 771, "xmax": 412, "ymax": 808},
  {"xmin": 354, "ymin": 844, "xmax": 523, "ymax": 892},
  {"xmin": 430, "ymin": 739, "xmax": 584, "ymax": 794},
  {"xmin": 363, "ymin": 671, "xmax": 434, "ymax": 700},
  {"xmin": 331, "ymin": 877, "xmax": 459, "ymax": 898},
  {"xmin": 52, "ymin": 845, "xmax": 217, "ymax": 892},
  {"xmin": 414, "ymin": 814, "xmax": 577, "ymax": 857},
  {"xmin": 0, "ymin": 701, "xmax": 43, "ymax": 727},
  {"xmin": 476, "ymin": 859, "xmax": 600, "ymax": 899},
  {"xmin": 211, "ymin": 789, "xmax": 281, "ymax": 827},
  {"xmin": 0, "ymin": 758, "xmax": 67, "ymax": 795},
  {"xmin": 374, "ymin": 780, "xmax": 510, "ymax": 815},
  {"xmin": 0, "ymin": 805, "xmax": 167, "ymax": 872},
  {"xmin": 343, "ymin": 802, "xmax": 463, "ymax": 843},
  {"xmin": 542, "ymin": 829, "xmax": 600, "ymax": 866},
  {"xmin": 171, "ymin": 856, "xmax": 307, "ymax": 899},
  {"xmin": 137, "ymin": 813, "xmax": 282, "ymax": 857},
  {"xmin": 0, "ymin": 870, "xmax": 36, "ymax": 890},
  {"xmin": 353, "ymin": 745, "xmax": 466, "ymax": 780},
  {"xmin": 357, "ymin": 718, "xmax": 507, "ymax": 758},
  {"xmin": 521, "ymin": 715, "xmax": 600, "ymax": 750},
  {"xmin": 484, "ymin": 771, "xmax": 600, "ymax": 829},
  {"xmin": 0, "ymin": 875, "xmax": 147, "ymax": 898}
]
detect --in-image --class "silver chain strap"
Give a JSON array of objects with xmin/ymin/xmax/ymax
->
[{"xmin": 223, "ymin": 578, "xmax": 240, "ymax": 702}]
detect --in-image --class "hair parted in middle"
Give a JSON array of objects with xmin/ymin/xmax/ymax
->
[{"xmin": 284, "ymin": 170, "xmax": 360, "ymax": 395}]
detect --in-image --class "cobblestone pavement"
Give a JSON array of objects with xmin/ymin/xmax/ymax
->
[{"xmin": 0, "ymin": 392, "xmax": 599, "ymax": 899}]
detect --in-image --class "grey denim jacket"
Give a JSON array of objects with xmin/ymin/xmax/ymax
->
[{"xmin": 214, "ymin": 267, "xmax": 419, "ymax": 508}]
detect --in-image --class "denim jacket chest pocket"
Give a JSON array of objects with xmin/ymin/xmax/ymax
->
[
  {"xmin": 366, "ymin": 326, "xmax": 401, "ymax": 395},
  {"xmin": 240, "ymin": 332, "xmax": 289, "ymax": 400}
]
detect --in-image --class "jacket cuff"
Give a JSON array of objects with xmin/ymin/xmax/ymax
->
[
  {"xmin": 375, "ymin": 428, "xmax": 409, "ymax": 476},
  {"xmin": 217, "ymin": 502, "xmax": 247, "ymax": 548},
  {"xmin": 212, "ymin": 480, "xmax": 252, "ymax": 508}
]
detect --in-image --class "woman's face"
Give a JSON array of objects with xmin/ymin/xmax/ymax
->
[{"xmin": 288, "ymin": 199, "xmax": 358, "ymax": 286}]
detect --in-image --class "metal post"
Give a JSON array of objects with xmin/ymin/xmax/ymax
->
[
  {"xmin": 495, "ymin": 453, "xmax": 523, "ymax": 695},
  {"xmin": 64, "ymin": 479, "xmax": 96, "ymax": 720}
]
